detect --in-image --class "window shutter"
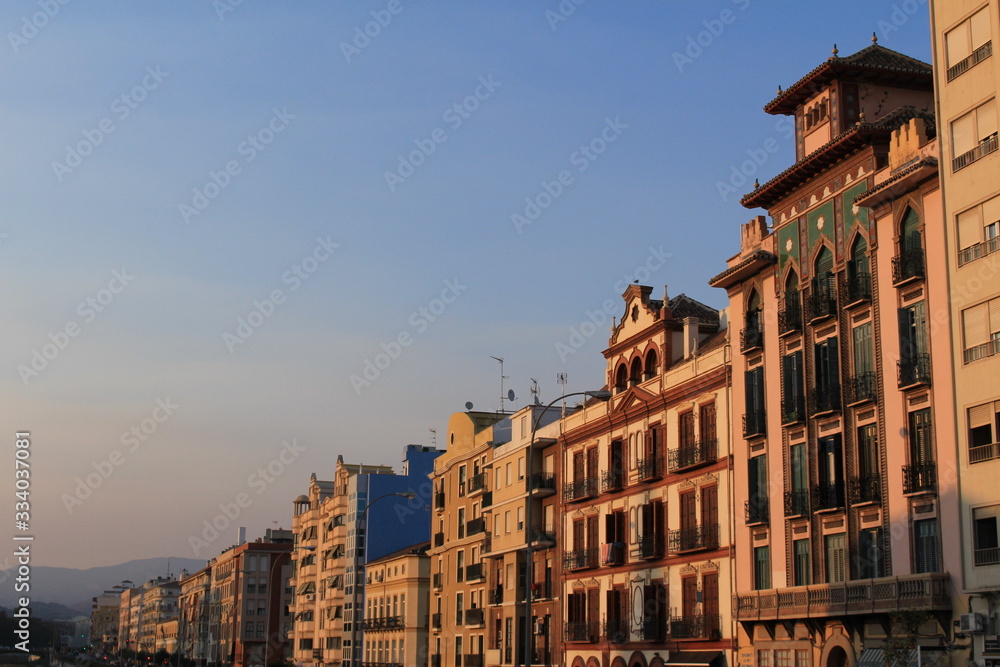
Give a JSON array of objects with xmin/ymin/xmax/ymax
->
[
  {"xmin": 969, "ymin": 403, "xmax": 994, "ymax": 429},
  {"xmin": 958, "ymin": 206, "xmax": 984, "ymax": 250},
  {"xmin": 978, "ymin": 99, "xmax": 998, "ymax": 141},
  {"xmin": 971, "ymin": 8, "xmax": 991, "ymax": 49},
  {"xmin": 983, "ymin": 195, "xmax": 1000, "ymax": 229},
  {"xmin": 990, "ymin": 296, "xmax": 1000, "ymax": 336},
  {"xmin": 953, "ymin": 110, "xmax": 977, "ymax": 156},
  {"xmin": 946, "ymin": 20, "xmax": 971, "ymax": 65},
  {"xmin": 963, "ymin": 303, "xmax": 989, "ymax": 348}
]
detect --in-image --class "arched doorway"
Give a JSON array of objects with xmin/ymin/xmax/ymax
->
[{"xmin": 825, "ymin": 645, "xmax": 849, "ymax": 667}]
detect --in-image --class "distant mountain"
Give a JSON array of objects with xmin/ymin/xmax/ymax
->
[
  {"xmin": 0, "ymin": 557, "xmax": 207, "ymax": 613},
  {"xmin": 0, "ymin": 601, "xmax": 84, "ymax": 621}
]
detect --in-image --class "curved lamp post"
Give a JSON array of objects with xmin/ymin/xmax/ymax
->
[
  {"xmin": 350, "ymin": 492, "xmax": 417, "ymax": 666},
  {"xmin": 265, "ymin": 545, "xmax": 315, "ymax": 667},
  {"xmin": 523, "ymin": 390, "xmax": 612, "ymax": 667}
]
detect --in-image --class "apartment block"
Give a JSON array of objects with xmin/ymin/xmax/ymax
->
[
  {"xmin": 930, "ymin": 0, "xmax": 1000, "ymax": 663},
  {"xmin": 559, "ymin": 286, "xmax": 734, "ymax": 667},
  {"xmin": 91, "ymin": 589, "xmax": 122, "ymax": 654},
  {"xmin": 362, "ymin": 541, "xmax": 431, "ymax": 667},
  {"xmin": 179, "ymin": 566, "xmax": 213, "ymax": 665},
  {"xmin": 711, "ymin": 40, "xmax": 961, "ymax": 667}
]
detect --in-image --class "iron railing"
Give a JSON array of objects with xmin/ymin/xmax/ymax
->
[
  {"xmin": 892, "ymin": 247, "xmax": 925, "ymax": 284},
  {"xmin": 848, "ymin": 475, "xmax": 881, "ymax": 505},
  {"xmin": 668, "ymin": 439, "xmax": 717, "ymax": 472},
  {"xmin": 902, "ymin": 462, "xmax": 936, "ymax": 494},
  {"xmin": 668, "ymin": 524, "xmax": 719, "ymax": 552},
  {"xmin": 784, "ymin": 489, "xmax": 809, "ymax": 517},
  {"xmin": 811, "ymin": 482, "xmax": 844, "ymax": 511},
  {"xmin": 898, "ymin": 353, "xmax": 931, "ymax": 387}
]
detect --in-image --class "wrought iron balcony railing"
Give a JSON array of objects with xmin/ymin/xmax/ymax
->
[
  {"xmin": 743, "ymin": 411, "xmax": 766, "ymax": 438},
  {"xmin": 778, "ymin": 300, "xmax": 802, "ymax": 336},
  {"xmin": 669, "ymin": 614, "xmax": 722, "ymax": 640},
  {"xmin": 809, "ymin": 384, "xmax": 842, "ymax": 415},
  {"xmin": 842, "ymin": 271, "xmax": 872, "ymax": 305},
  {"xmin": 781, "ymin": 396, "xmax": 805, "ymax": 425},
  {"xmin": 848, "ymin": 475, "xmax": 881, "ymax": 505},
  {"xmin": 564, "ymin": 621, "xmax": 599, "ymax": 643},
  {"xmin": 668, "ymin": 439, "xmax": 717, "ymax": 472},
  {"xmin": 892, "ymin": 247, "xmax": 925, "ymax": 284},
  {"xmin": 898, "ymin": 353, "xmax": 931, "ymax": 388},
  {"xmin": 601, "ymin": 467, "xmax": 624, "ymax": 492},
  {"xmin": 641, "ymin": 617, "xmax": 666, "ymax": 641},
  {"xmin": 845, "ymin": 372, "xmax": 877, "ymax": 405},
  {"xmin": 563, "ymin": 478, "xmax": 597, "ymax": 502},
  {"xmin": 806, "ymin": 286, "xmax": 837, "ymax": 322},
  {"xmin": 433, "ymin": 491, "xmax": 445, "ymax": 512},
  {"xmin": 564, "ymin": 548, "xmax": 598, "ymax": 570},
  {"xmin": 636, "ymin": 456, "xmax": 663, "ymax": 481},
  {"xmin": 668, "ymin": 524, "xmax": 719, "ymax": 553},
  {"xmin": 903, "ymin": 462, "xmax": 936, "ymax": 494},
  {"xmin": 528, "ymin": 471, "xmax": 556, "ymax": 494},
  {"xmin": 784, "ymin": 489, "xmax": 809, "ymax": 517},
  {"xmin": 466, "ymin": 517, "xmax": 486, "ymax": 536},
  {"xmin": 604, "ymin": 619, "xmax": 628, "ymax": 643},
  {"xmin": 745, "ymin": 497, "xmax": 769, "ymax": 525},
  {"xmin": 811, "ymin": 482, "xmax": 844, "ymax": 511},
  {"xmin": 468, "ymin": 472, "xmax": 487, "ymax": 494},
  {"xmin": 637, "ymin": 534, "xmax": 665, "ymax": 559},
  {"xmin": 740, "ymin": 323, "xmax": 763, "ymax": 353}
]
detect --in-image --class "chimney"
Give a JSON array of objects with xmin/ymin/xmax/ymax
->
[{"xmin": 683, "ymin": 317, "xmax": 699, "ymax": 359}]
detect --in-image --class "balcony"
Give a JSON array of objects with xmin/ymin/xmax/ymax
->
[
  {"xmin": 806, "ymin": 286, "xmax": 837, "ymax": 322},
  {"xmin": 528, "ymin": 472, "xmax": 556, "ymax": 496},
  {"xmin": 781, "ymin": 396, "xmax": 805, "ymax": 426},
  {"xmin": 964, "ymin": 338, "xmax": 1000, "ymax": 364},
  {"xmin": 641, "ymin": 617, "xmax": 666, "ymax": 641},
  {"xmin": 604, "ymin": 619, "xmax": 629, "ymax": 643},
  {"xmin": 811, "ymin": 482, "xmax": 844, "ymax": 511},
  {"xmin": 638, "ymin": 534, "xmax": 666, "ymax": 559},
  {"xmin": 669, "ymin": 614, "xmax": 721, "ymax": 640},
  {"xmin": 563, "ymin": 478, "xmax": 597, "ymax": 503},
  {"xmin": 565, "ymin": 621, "xmax": 599, "ymax": 643},
  {"xmin": 902, "ymin": 462, "xmax": 936, "ymax": 495},
  {"xmin": 975, "ymin": 547, "xmax": 1000, "ymax": 567},
  {"xmin": 488, "ymin": 587, "xmax": 503, "ymax": 605},
  {"xmin": 970, "ymin": 442, "xmax": 1000, "ymax": 464},
  {"xmin": 531, "ymin": 579, "xmax": 554, "ymax": 600},
  {"xmin": 842, "ymin": 271, "xmax": 871, "ymax": 306},
  {"xmin": 779, "ymin": 300, "xmax": 802, "ymax": 336},
  {"xmin": 948, "ymin": 40, "xmax": 992, "ymax": 81},
  {"xmin": 784, "ymin": 489, "xmax": 809, "ymax": 517},
  {"xmin": 848, "ymin": 475, "xmax": 881, "ymax": 505},
  {"xmin": 668, "ymin": 439, "xmax": 718, "ymax": 472},
  {"xmin": 892, "ymin": 247, "xmax": 925, "ymax": 285},
  {"xmin": 669, "ymin": 524, "xmax": 719, "ymax": 553},
  {"xmin": 433, "ymin": 532, "xmax": 444, "ymax": 548},
  {"xmin": 637, "ymin": 456, "xmax": 663, "ymax": 482},
  {"xmin": 361, "ymin": 616, "xmax": 404, "ymax": 631},
  {"xmin": 431, "ymin": 613, "xmax": 441, "ymax": 631},
  {"xmin": 468, "ymin": 472, "xmax": 487, "ymax": 496},
  {"xmin": 733, "ymin": 572, "xmax": 951, "ymax": 622},
  {"xmin": 845, "ymin": 372, "xmax": 877, "ymax": 405},
  {"xmin": 809, "ymin": 384, "xmax": 841, "ymax": 415},
  {"xmin": 530, "ymin": 526, "xmax": 556, "ymax": 549},
  {"xmin": 959, "ymin": 234, "xmax": 1000, "ymax": 268},
  {"xmin": 564, "ymin": 548, "xmax": 598, "ymax": 571},
  {"xmin": 432, "ymin": 573, "xmax": 443, "ymax": 590},
  {"xmin": 601, "ymin": 468, "xmax": 624, "ymax": 493},
  {"xmin": 465, "ymin": 563, "xmax": 485, "ymax": 581},
  {"xmin": 743, "ymin": 411, "xmax": 766, "ymax": 438},
  {"xmin": 745, "ymin": 497, "xmax": 769, "ymax": 525},
  {"xmin": 740, "ymin": 323, "xmax": 764, "ymax": 353},
  {"xmin": 466, "ymin": 517, "xmax": 486, "ymax": 537},
  {"xmin": 953, "ymin": 132, "xmax": 999, "ymax": 172},
  {"xmin": 433, "ymin": 491, "xmax": 445, "ymax": 513},
  {"xmin": 465, "ymin": 608, "xmax": 485, "ymax": 627},
  {"xmin": 898, "ymin": 354, "xmax": 931, "ymax": 388}
]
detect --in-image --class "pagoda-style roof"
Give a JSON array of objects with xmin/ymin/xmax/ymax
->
[
  {"xmin": 741, "ymin": 105, "xmax": 935, "ymax": 210},
  {"xmin": 765, "ymin": 43, "xmax": 932, "ymax": 115}
]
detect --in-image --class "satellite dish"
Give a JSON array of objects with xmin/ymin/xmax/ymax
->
[
  {"xmin": 465, "ymin": 401, "xmax": 474, "ymax": 410},
  {"xmin": 507, "ymin": 389, "xmax": 515, "ymax": 402}
]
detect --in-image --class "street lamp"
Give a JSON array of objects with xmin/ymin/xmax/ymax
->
[
  {"xmin": 265, "ymin": 545, "xmax": 315, "ymax": 667},
  {"xmin": 350, "ymin": 491, "xmax": 417, "ymax": 667},
  {"xmin": 523, "ymin": 390, "xmax": 612, "ymax": 667}
]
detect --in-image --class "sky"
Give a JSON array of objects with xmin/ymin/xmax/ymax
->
[{"xmin": 0, "ymin": 1, "xmax": 934, "ymax": 573}]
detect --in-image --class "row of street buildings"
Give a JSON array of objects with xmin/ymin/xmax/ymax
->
[{"xmin": 95, "ymin": 3, "xmax": 1000, "ymax": 667}]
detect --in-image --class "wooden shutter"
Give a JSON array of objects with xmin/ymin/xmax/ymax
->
[
  {"xmin": 703, "ymin": 573, "xmax": 719, "ymax": 632},
  {"xmin": 978, "ymin": 99, "xmax": 998, "ymax": 141},
  {"xmin": 682, "ymin": 577, "xmax": 698, "ymax": 617},
  {"xmin": 700, "ymin": 402, "xmax": 717, "ymax": 442},
  {"xmin": 680, "ymin": 493, "xmax": 696, "ymax": 532},
  {"xmin": 958, "ymin": 206, "xmax": 984, "ymax": 250},
  {"xmin": 853, "ymin": 323, "xmax": 873, "ymax": 375},
  {"xmin": 964, "ymin": 302, "xmax": 989, "ymax": 348},
  {"xmin": 654, "ymin": 500, "xmax": 665, "ymax": 553}
]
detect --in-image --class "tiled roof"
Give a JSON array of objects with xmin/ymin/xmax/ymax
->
[
  {"xmin": 668, "ymin": 294, "xmax": 720, "ymax": 326},
  {"xmin": 766, "ymin": 43, "xmax": 932, "ymax": 115},
  {"xmin": 708, "ymin": 250, "xmax": 777, "ymax": 289},
  {"xmin": 366, "ymin": 541, "xmax": 430, "ymax": 565}
]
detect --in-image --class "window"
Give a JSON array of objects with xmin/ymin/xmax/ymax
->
[
  {"xmin": 813, "ymin": 337, "xmax": 841, "ymax": 413},
  {"xmin": 898, "ymin": 301, "xmax": 930, "ymax": 384},
  {"xmin": 644, "ymin": 349, "xmax": 658, "ymax": 379},
  {"xmin": 615, "ymin": 363, "xmax": 628, "ymax": 393},
  {"xmin": 817, "ymin": 435, "xmax": 844, "ymax": 509},
  {"xmin": 754, "ymin": 546, "xmax": 770, "ymax": 590},
  {"xmin": 857, "ymin": 423, "xmax": 879, "ymax": 480},
  {"xmin": 946, "ymin": 7, "xmax": 992, "ymax": 80},
  {"xmin": 957, "ymin": 195, "xmax": 1000, "ymax": 265},
  {"xmin": 516, "ymin": 507, "xmax": 524, "ymax": 532},
  {"xmin": 962, "ymin": 296, "xmax": 1000, "ymax": 363},
  {"xmin": 810, "ymin": 247, "xmax": 836, "ymax": 319},
  {"xmin": 789, "ymin": 443, "xmax": 807, "ymax": 515},
  {"xmin": 700, "ymin": 402, "xmax": 717, "ymax": 443},
  {"xmin": 910, "ymin": 409, "xmax": 934, "ymax": 466},
  {"xmin": 630, "ymin": 357, "xmax": 643, "ymax": 385},
  {"xmin": 796, "ymin": 650, "xmax": 811, "ymax": 667},
  {"xmin": 458, "ymin": 508, "xmax": 465, "ymax": 539},
  {"xmin": 846, "ymin": 235, "xmax": 871, "ymax": 302},
  {"xmin": 825, "ymin": 533, "xmax": 847, "ymax": 583},
  {"xmin": 748, "ymin": 455, "xmax": 768, "ymax": 523},
  {"xmin": 744, "ymin": 367, "xmax": 766, "ymax": 437},
  {"xmin": 974, "ymin": 506, "xmax": 1000, "ymax": 566},
  {"xmin": 782, "ymin": 351, "xmax": 804, "ymax": 423},
  {"xmin": 776, "ymin": 649, "xmax": 793, "ymax": 667},
  {"xmin": 759, "ymin": 650, "xmax": 773, "ymax": 667},
  {"xmin": 793, "ymin": 539, "xmax": 811, "ymax": 586},
  {"xmin": 914, "ymin": 519, "xmax": 941, "ymax": 573},
  {"xmin": 679, "ymin": 412, "xmax": 695, "ymax": 448},
  {"xmin": 969, "ymin": 400, "xmax": 1000, "ymax": 463},
  {"xmin": 858, "ymin": 527, "xmax": 884, "ymax": 579},
  {"xmin": 517, "ymin": 456, "xmax": 524, "ymax": 481},
  {"xmin": 952, "ymin": 98, "xmax": 998, "ymax": 171},
  {"xmin": 743, "ymin": 289, "xmax": 763, "ymax": 351}
]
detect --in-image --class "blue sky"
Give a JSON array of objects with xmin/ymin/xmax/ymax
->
[{"xmin": 0, "ymin": 1, "xmax": 933, "ymax": 570}]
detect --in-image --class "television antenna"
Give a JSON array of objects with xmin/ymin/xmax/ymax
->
[
  {"xmin": 557, "ymin": 372, "xmax": 568, "ymax": 417},
  {"xmin": 530, "ymin": 378, "xmax": 541, "ymax": 406},
  {"xmin": 491, "ymin": 356, "xmax": 509, "ymax": 412}
]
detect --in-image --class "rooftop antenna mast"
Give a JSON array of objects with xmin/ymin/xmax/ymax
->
[
  {"xmin": 557, "ymin": 372, "xmax": 568, "ymax": 418},
  {"xmin": 491, "ymin": 356, "xmax": 508, "ymax": 413},
  {"xmin": 428, "ymin": 428, "xmax": 437, "ymax": 446},
  {"xmin": 530, "ymin": 378, "xmax": 541, "ymax": 406}
]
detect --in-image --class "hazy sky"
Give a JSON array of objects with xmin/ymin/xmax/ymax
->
[{"xmin": 1, "ymin": 1, "xmax": 932, "ymax": 572}]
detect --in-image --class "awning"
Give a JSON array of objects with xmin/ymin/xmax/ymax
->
[
  {"xmin": 665, "ymin": 651, "xmax": 725, "ymax": 667},
  {"xmin": 857, "ymin": 648, "xmax": 917, "ymax": 667}
]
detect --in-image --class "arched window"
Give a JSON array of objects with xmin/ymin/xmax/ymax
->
[
  {"xmin": 901, "ymin": 207, "xmax": 921, "ymax": 251},
  {"xmin": 746, "ymin": 289, "xmax": 762, "ymax": 330},
  {"xmin": 644, "ymin": 349, "xmax": 658, "ymax": 379},
  {"xmin": 630, "ymin": 357, "xmax": 643, "ymax": 386},
  {"xmin": 895, "ymin": 207, "xmax": 925, "ymax": 283},
  {"xmin": 615, "ymin": 364, "xmax": 628, "ymax": 393},
  {"xmin": 847, "ymin": 235, "xmax": 871, "ymax": 302},
  {"xmin": 809, "ymin": 246, "xmax": 836, "ymax": 318}
]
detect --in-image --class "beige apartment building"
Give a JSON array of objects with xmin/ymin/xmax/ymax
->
[
  {"xmin": 90, "ymin": 589, "xmax": 122, "ymax": 654},
  {"xmin": 558, "ymin": 286, "xmax": 734, "ymax": 667},
  {"xmin": 930, "ymin": 1, "xmax": 1000, "ymax": 664},
  {"xmin": 362, "ymin": 541, "xmax": 431, "ymax": 667},
  {"xmin": 429, "ymin": 411, "xmax": 506, "ymax": 667},
  {"xmin": 711, "ymin": 40, "xmax": 962, "ymax": 667},
  {"xmin": 483, "ymin": 403, "xmax": 563, "ymax": 667},
  {"xmin": 140, "ymin": 580, "xmax": 181, "ymax": 654},
  {"xmin": 179, "ymin": 566, "xmax": 213, "ymax": 665}
]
